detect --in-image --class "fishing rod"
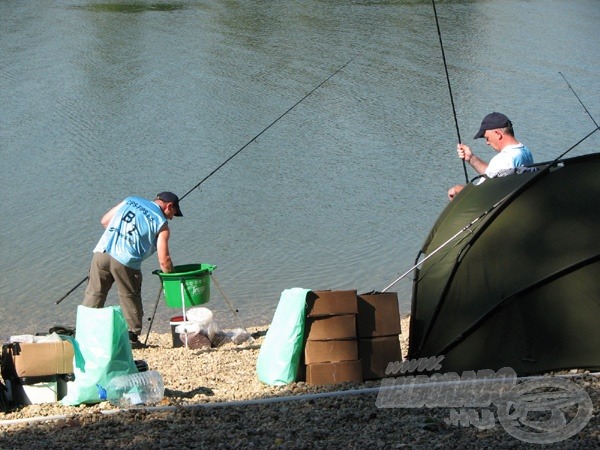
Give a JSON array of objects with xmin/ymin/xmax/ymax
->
[
  {"xmin": 431, "ymin": 0, "xmax": 469, "ymax": 184},
  {"xmin": 412, "ymin": 127, "xmax": 600, "ymax": 356},
  {"xmin": 381, "ymin": 123, "xmax": 600, "ymax": 294},
  {"xmin": 559, "ymin": 72, "xmax": 600, "ymax": 130},
  {"xmin": 55, "ymin": 275, "xmax": 88, "ymax": 305},
  {"xmin": 54, "ymin": 55, "xmax": 357, "ymax": 305},
  {"xmin": 381, "ymin": 191, "xmax": 508, "ymax": 293},
  {"xmin": 380, "ymin": 1, "xmax": 476, "ymax": 292},
  {"xmin": 181, "ymin": 55, "xmax": 357, "ymax": 201},
  {"xmin": 143, "ymin": 284, "xmax": 163, "ymax": 345},
  {"xmin": 382, "ymin": 72, "xmax": 600, "ymax": 294}
]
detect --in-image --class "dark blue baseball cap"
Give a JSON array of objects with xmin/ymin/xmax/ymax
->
[
  {"xmin": 474, "ymin": 112, "xmax": 512, "ymax": 139},
  {"xmin": 156, "ymin": 191, "xmax": 182, "ymax": 217}
]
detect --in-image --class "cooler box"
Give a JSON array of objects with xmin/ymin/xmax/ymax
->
[{"xmin": 10, "ymin": 374, "xmax": 73, "ymax": 405}]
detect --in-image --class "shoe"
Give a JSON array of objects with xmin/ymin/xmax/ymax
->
[
  {"xmin": 135, "ymin": 360, "xmax": 149, "ymax": 372},
  {"xmin": 129, "ymin": 332, "xmax": 147, "ymax": 349},
  {"xmin": 131, "ymin": 341, "xmax": 147, "ymax": 350}
]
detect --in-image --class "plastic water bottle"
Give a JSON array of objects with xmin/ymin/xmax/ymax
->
[{"xmin": 98, "ymin": 371, "xmax": 165, "ymax": 407}]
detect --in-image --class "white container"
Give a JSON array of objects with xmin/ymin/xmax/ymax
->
[
  {"xmin": 22, "ymin": 381, "xmax": 58, "ymax": 404},
  {"xmin": 170, "ymin": 316, "xmax": 196, "ymax": 347},
  {"xmin": 16, "ymin": 375, "xmax": 69, "ymax": 405}
]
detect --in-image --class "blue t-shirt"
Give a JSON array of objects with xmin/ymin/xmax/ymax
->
[{"xmin": 93, "ymin": 197, "xmax": 167, "ymax": 269}]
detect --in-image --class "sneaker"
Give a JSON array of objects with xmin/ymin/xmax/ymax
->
[
  {"xmin": 129, "ymin": 332, "xmax": 147, "ymax": 349},
  {"xmin": 134, "ymin": 360, "xmax": 149, "ymax": 372},
  {"xmin": 131, "ymin": 341, "xmax": 147, "ymax": 350}
]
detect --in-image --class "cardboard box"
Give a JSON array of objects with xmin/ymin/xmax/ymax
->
[
  {"xmin": 10, "ymin": 341, "xmax": 74, "ymax": 377},
  {"xmin": 306, "ymin": 360, "xmax": 363, "ymax": 386},
  {"xmin": 357, "ymin": 292, "xmax": 402, "ymax": 338},
  {"xmin": 305, "ymin": 314, "xmax": 357, "ymax": 341},
  {"xmin": 359, "ymin": 335, "xmax": 403, "ymax": 380},
  {"xmin": 306, "ymin": 290, "xmax": 358, "ymax": 317},
  {"xmin": 304, "ymin": 339, "xmax": 358, "ymax": 364}
]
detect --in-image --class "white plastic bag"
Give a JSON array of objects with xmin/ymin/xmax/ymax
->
[
  {"xmin": 9, "ymin": 332, "xmax": 63, "ymax": 343},
  {"xmin": 174, "ymin": 322, "xmax": 201, "ymax": 335},
  {"xmin": 185, "ymin": 307, "xmax": 218, "ymax": 339},
  {"xmin": 230, "ymin": 328, "xmax": 253, "ymax": 345},
  {"xmin": 186, "ymin": 307, "xmax": 213, "ymax": 324}
]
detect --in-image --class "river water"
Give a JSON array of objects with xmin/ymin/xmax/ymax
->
[{"xmin": 1, "ymin": 0, "xmax": 599, "ymax": 339}]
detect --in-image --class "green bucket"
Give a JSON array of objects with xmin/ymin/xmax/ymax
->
[{"xmin": 153, "ymin": 264, "xmax": 216, "ymax": 308}]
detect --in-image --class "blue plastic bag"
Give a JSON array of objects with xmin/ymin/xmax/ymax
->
[{"xmin": 62, "ymin": 305, "xmax": 138, "ymax": 405}]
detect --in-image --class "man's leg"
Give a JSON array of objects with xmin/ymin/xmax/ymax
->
[
  {"xmin": 83, "ymin": 252, "xmax": 113, "ymax": 307},
  {"xmin": 112, "ymin": 261, "xmax": 144, "ymax": 336}
]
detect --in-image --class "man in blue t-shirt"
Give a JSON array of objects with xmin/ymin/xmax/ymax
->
[
  {"xmin": 83, "ymin": 191, "xmax": 182, "ymax": 348},
  {"xmin": 448, "ymin": 112, "xmax": 534, "ymax": 200}
]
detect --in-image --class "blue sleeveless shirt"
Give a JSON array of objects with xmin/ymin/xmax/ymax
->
[{"xmin": 93, "ymin": 197, "xmax": 167, "ymax": 269}]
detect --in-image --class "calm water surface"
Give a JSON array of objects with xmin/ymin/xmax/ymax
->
[{"xmin": 1, "ymin": 0, "xmax": 599, "ymax": 338}]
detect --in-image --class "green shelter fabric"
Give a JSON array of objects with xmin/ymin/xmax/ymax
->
[{"xmin": 409, "ymin": 154, "xmax": 600, "ymax": 375}]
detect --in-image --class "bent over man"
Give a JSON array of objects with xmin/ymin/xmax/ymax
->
[{"xmin": 83, "ymin": 192, "xmax": 182, "ymax": 348}]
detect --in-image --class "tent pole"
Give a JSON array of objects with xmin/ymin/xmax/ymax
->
[{"xmin": 435, "ymin": 252, "xmax": 600, "ymax": 357}]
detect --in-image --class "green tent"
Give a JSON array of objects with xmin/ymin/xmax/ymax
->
[{"xmin": 408, "ymin": 153, "xmax": 600, "ymax": 375}]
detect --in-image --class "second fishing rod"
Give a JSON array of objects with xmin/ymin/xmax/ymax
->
[
  {"xmin": 55, "ymin": 56, "xmax": 357, "ymax": 305},
  {"xmin": 431, "ymin": 0, "xmax": 469, "ymax": 184},
  {"xmin": 381, "ymin": 72, "xmax": 600, "ymax": 294}
]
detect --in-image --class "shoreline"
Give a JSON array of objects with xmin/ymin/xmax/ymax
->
[
  {"xmin": 2, "ymin": 316, "xmax": 600, "ymax": 448},
  {"xmin": 0, "ymin": 319, "xmax": 404, "ymax": 421}
]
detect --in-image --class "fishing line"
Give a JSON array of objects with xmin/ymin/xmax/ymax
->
[
  {"xmin": 54, "ymin": 56, "xmax": 357, "ymax": 305},
  {"xmin": 559, "ymin": 72, "xmax": 600, "ymax": 129},
  {"xmin": 431, "ymin": 0, "xmax": 469, "ymax": 183}
]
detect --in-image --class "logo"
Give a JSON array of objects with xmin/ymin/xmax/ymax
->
[
  {"xmin": 497, "ymin": 376, "xmax": 592, "ymax": 444},
  {"xmin": 376, "ymin": 359, "xmax": 593, "ymax": 444}
]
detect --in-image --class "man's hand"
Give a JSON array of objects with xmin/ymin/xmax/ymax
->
[
  {"xmin": 448, "ymin": 184, "xmax": 465, "ymax": 201},
  {"xmin": 457, "ymin": 143, "xmax": 473, "ymax": 162},
  {"xmin": 457, "ymin": 143, "xmax": 488, "ymax": 175}
]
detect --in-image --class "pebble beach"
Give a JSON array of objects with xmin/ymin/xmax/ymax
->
[{"xmin": 1, "ymin": 316, "xmax": 599, "ymax": 449}]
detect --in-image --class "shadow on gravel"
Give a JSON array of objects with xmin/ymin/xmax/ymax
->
[{"xmin": 166, "ymin": 386, "xmax": 214, "ymax": 399}]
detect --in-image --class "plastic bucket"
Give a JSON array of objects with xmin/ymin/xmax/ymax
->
[
  {"xmin": 170, "ymin": 316, "xmax": 195, "ymax": 348},
  {"xmin": 154, "ymin": 264, "xmax": 216, "ymax": 308}
]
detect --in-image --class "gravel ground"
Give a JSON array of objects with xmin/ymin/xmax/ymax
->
[{"xmin": 1, "ymin": 316, "xmax": 599, "ymax": 449}]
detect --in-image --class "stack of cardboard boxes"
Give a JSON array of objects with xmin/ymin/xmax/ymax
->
[
  {"xmin": 357, "ymin": 292, "xmax": 402, "ymax": 380},
  {"xmin": 303, "ymin": 290, "xmax": 363, "ymax": 385},
  {"xmin": 301, "ymin": 290, "xmax": 402, "ymax": 385}
]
